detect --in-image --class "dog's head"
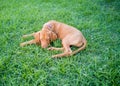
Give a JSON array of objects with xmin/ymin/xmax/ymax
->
[
  {"xmin": 33, "ymin": 31, "xmax": 41, "ymax": 45},
  {"xmin": 40, "ymin": 23, "xmax": 57, "ymax": 48}
]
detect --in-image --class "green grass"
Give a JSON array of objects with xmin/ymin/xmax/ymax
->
[{"xmin": 0, "ymin": 0, "xmax": 120, "ymax": 85}]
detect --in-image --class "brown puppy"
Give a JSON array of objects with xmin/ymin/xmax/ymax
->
[
  {"xmin": 40, "ymin": 20, "xmax": 87, "ymax": 58},
  {"xmin": 20, "ymin": 31, "xmax": 41, "ymax": 47}
]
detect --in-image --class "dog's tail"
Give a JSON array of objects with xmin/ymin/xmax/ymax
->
[{"xmin": 70, "ymin": 39, "xmax": 87, "ymax": 56}]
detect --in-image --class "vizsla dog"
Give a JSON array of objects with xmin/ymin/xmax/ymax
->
[
  {"xmin": 20, "ymin": 20, "xmax": 87, "ymax": 58},
  {"xmin": 40, "ymin": 20, "xmax": 87, "ymax": 58}
]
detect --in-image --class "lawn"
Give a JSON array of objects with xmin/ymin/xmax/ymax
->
[{"xmin": 0, "ymin": 0, "xmax": 120, "ymax": 85}]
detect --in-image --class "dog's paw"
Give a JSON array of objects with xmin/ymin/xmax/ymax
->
[
  {"xmin": 22, "ymin": 35, "xmax": 27, "ymax": 38},
  {"xmin": 48, "ymin": 47, "xmax": 55, "ymax": 50},
  {"xmin": 52, "ymin": 55, "xmax": 58, "ymax": 58},
  {"xmin": 20, "ymin": 43, "xmax": 24, "ymax": 47},
  {"xmin": 52, "ymin": 54, "xmax": 61, "ymax": 58}
]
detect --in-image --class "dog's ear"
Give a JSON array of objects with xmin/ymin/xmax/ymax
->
[{"xmin": 33, "ymin": 31, "xmax": 41, "ymax": 44}]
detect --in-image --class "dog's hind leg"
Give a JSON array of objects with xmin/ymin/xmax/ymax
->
[
  {"xmin": 52, "ymin": 39, "xmax": 72, "ymax": 58},
  {"xmin": 48, "ymin": 47, "xmax": 64, "ymax": 51}
]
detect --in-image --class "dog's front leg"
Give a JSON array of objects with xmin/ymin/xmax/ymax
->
[
  {"xmin": 22, "ymin": 33, "xmax": 35, "ymax": 38},
  {"xmin": 20, "ymin": 40, "xmax": 36, "ymax": 47}
]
